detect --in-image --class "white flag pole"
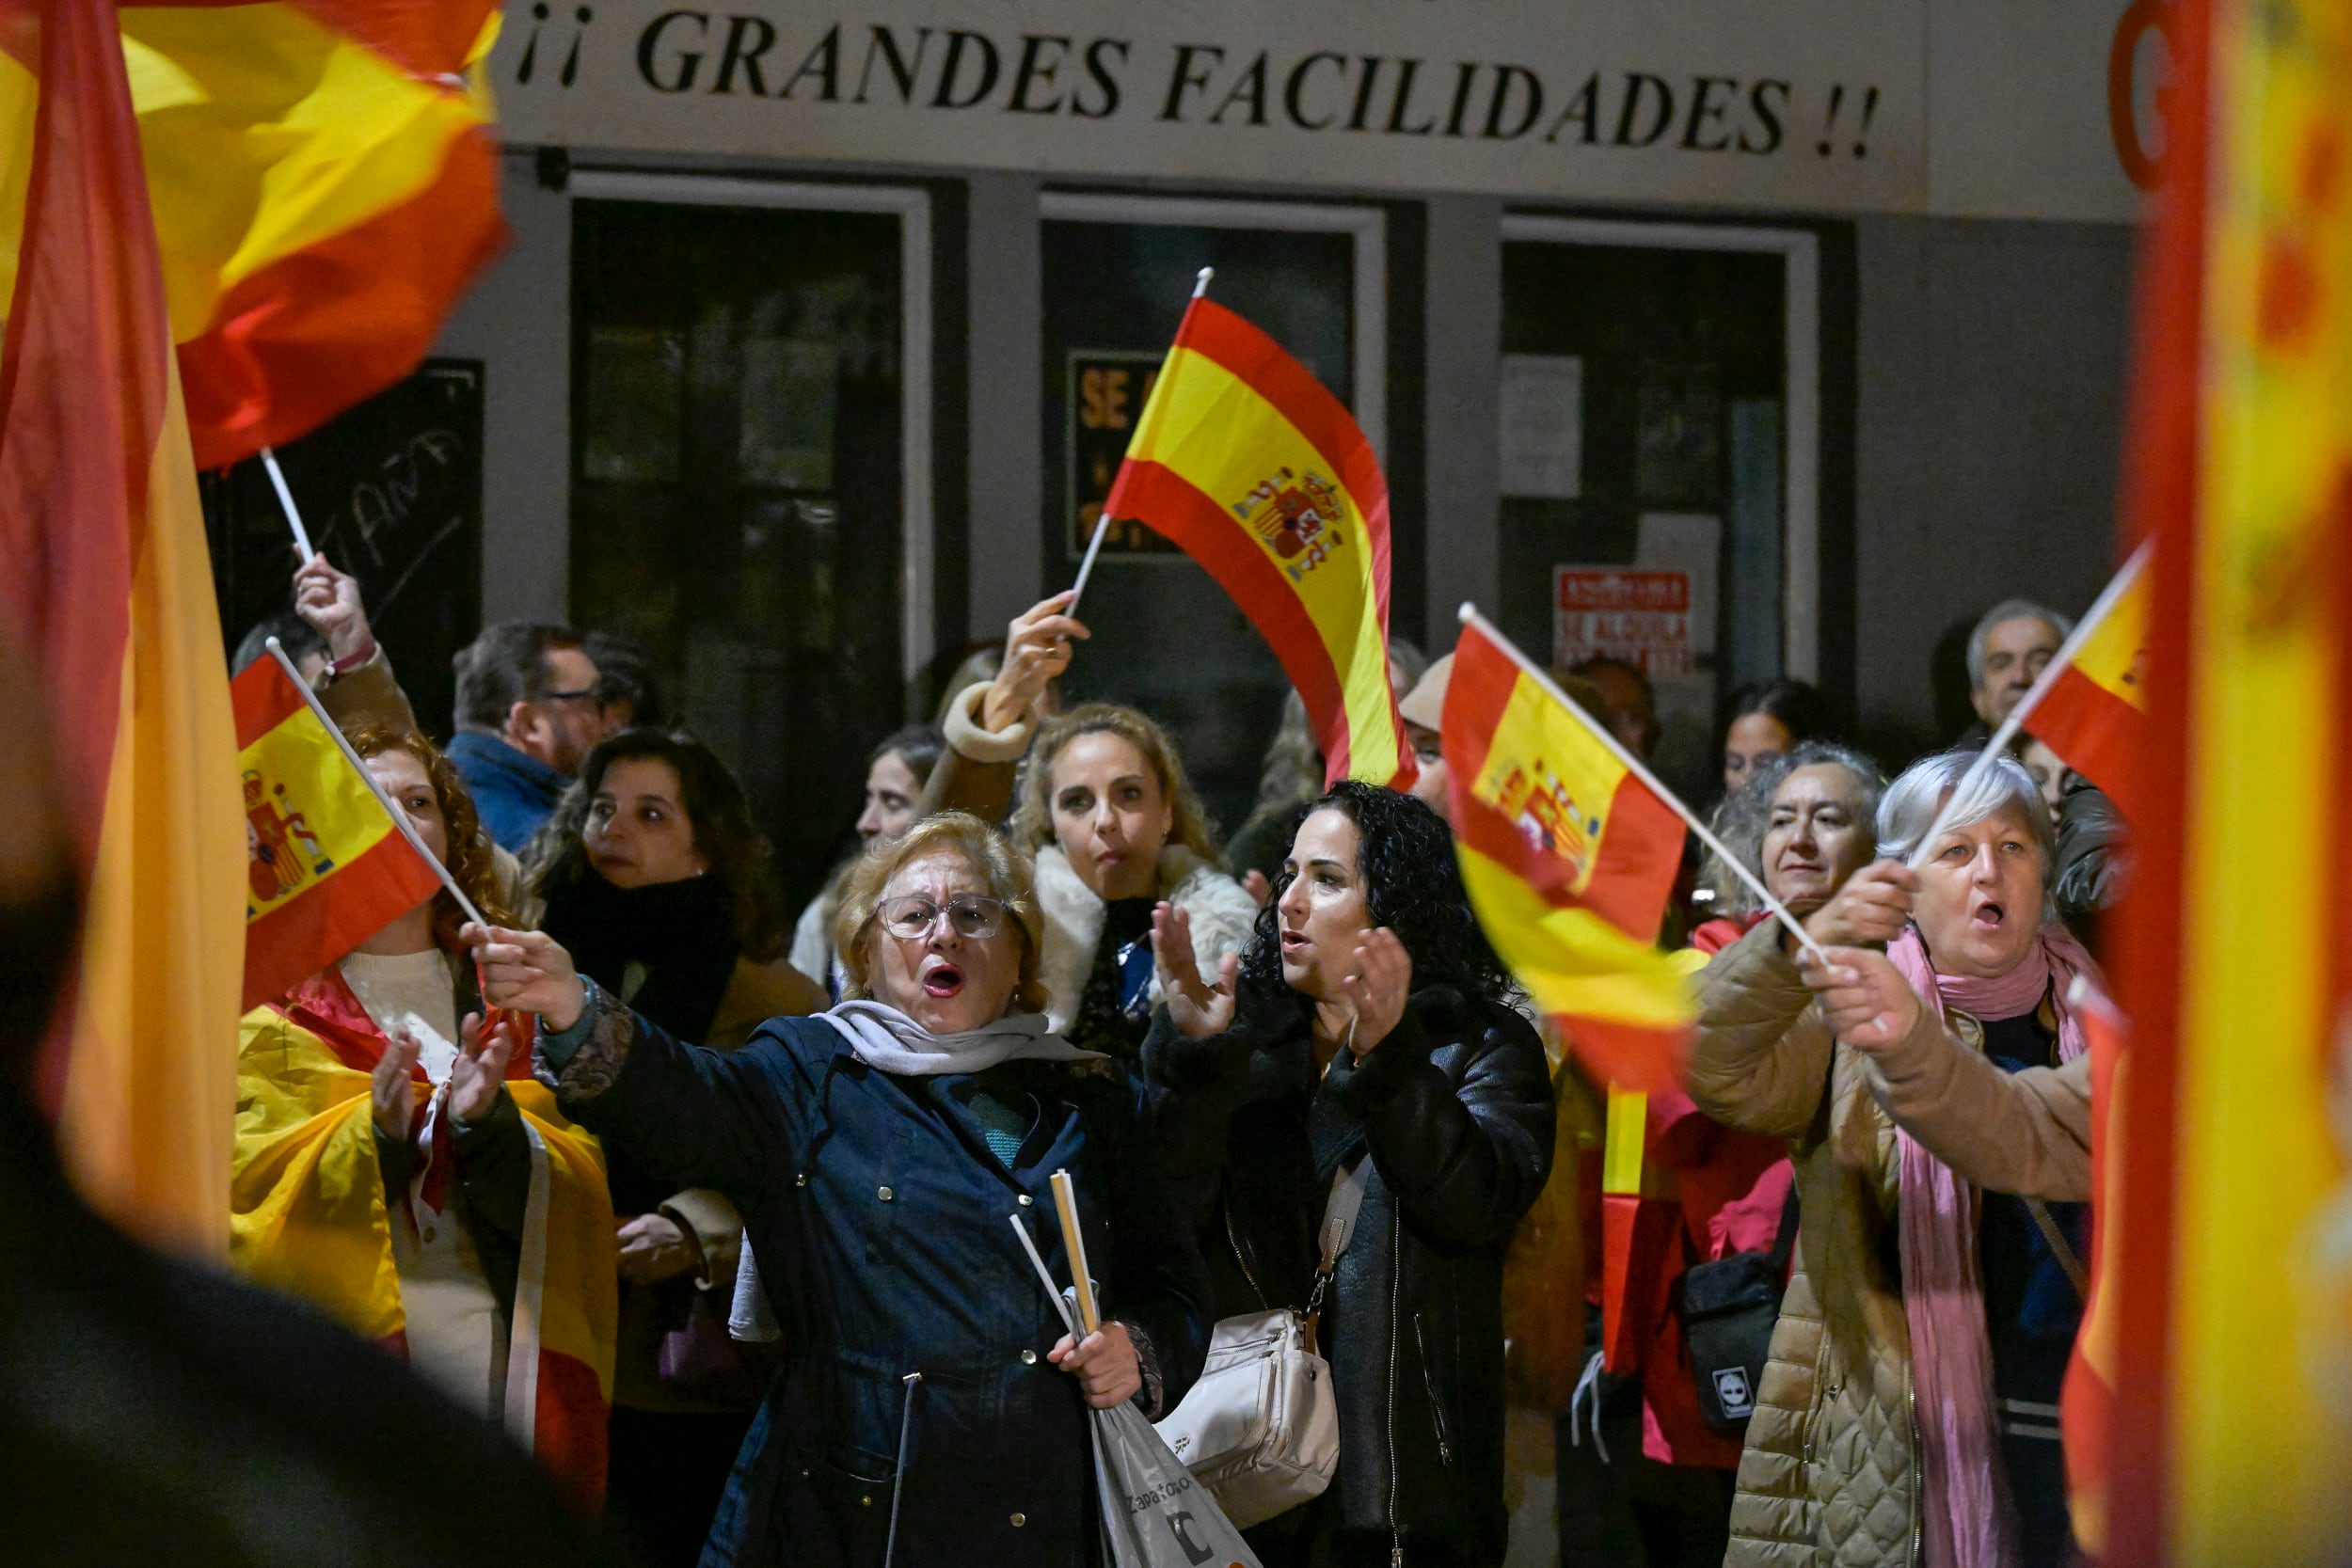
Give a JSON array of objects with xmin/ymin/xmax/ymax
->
[
  {"xmin": 1901, "ymin": 540, "xmax": 2152, "ymax": 870},
  {"xmin": 1065, "ymin": 268, "xmax": 1214, "ymax": 623},
  {"xmin": 265, "ymin": 637, "xmax": 485, "ymax": 930},
  {"xmin": 1455, "ymin": 603, "xmax": 1829, "ymax": 963},
  {"xmin": 260, "ymin": 447, "xmax": 317, "ymax": 562}
]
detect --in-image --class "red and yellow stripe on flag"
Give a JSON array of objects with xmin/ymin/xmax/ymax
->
[
  {"xmin": 1440, "ymin": 610, "xmax": 1693, "ymax": 1092},
  {"xmin": 119, "ymin": 0, "xmax": 504, "ymax": 466},
  {"xmin": 2102, "ymin": 0, "xmax": 2352, "ymax": 1562},
  {"xmin": 1103, "ymin": 296, "xmax": 1412, "ymax": 788},
  {"xmin": 0, "ymin": 0, "xmax": 243, "ymax": 1252},
  {"xmin": 2022, "ymin": 551, "xmax": 2151, "ymax": 816},
  {"xmin": 232, "ymin": 653, "xmax": 442, "ymax": 1011}
]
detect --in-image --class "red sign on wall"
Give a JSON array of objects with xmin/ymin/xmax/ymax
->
[{"xmin": 1553, "ymin": 568, "xmax": 1693, "ymax": 678}]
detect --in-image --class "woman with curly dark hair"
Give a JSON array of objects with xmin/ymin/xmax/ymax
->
[
  {"xmin": 1147, "ymin": 780, "xmax": 1555, "ymax": 1568},
  {"xmin": 523, "ymin": 729, "xmax": 823, "ymax": 1565}
]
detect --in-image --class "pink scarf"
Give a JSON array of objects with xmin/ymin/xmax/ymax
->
[{"xmin": 1883, "ymin": 921, "xmax": 2099, "ymax": 1568}]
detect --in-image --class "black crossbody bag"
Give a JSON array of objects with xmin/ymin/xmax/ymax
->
[{"xmin": 1671, "ymin": 1185, "xmax": 1801, "ymax": 1434}]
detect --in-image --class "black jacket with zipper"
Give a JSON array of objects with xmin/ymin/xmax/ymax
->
[{"xmin": 1145, "ymin": 986, "xmax": 1554, "ymax": 1562}]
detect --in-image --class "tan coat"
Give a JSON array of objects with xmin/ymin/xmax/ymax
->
[{"xmin": 1686, "ymin": 922, "xmax": 2093, "ymax": 1568}]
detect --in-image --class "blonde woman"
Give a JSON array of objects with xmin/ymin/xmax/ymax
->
[
  {"xmin": 469, "ymin": 812, "xmax": 1209, "ymax": 1568},
  {"xmin": 1009, "ymin": 704, "xmax": 1257, "ymax": 1066}
]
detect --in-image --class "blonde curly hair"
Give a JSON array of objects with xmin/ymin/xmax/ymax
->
[
  {"xmin": 833, "ymin": 812, "xmax": 1049, "ymax": 1016},
  {"xmin": 1009, "ymin": 703, "xmax": 1220, "ymax": 869}
]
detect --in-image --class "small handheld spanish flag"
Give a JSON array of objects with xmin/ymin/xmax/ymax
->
[
  {"xmin": 233, "ymin": 650, "xmax": 443, "ymax": 1010},
  {"xmin": 1441, "ymin": 608, "xmax": 1696, "ymax": 1092},
  {"xmin": 1102, "ymin": 287, "xmax": 1412, "ymax": 788},
  {"xmin": 2019, "ymin": 544, "xmax": 2150, "ymax": 816}
]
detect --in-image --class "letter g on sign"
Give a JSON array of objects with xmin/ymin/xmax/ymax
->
[{"xmin": 2107, "ymin": 0, "xmax": 2170, "ymax": 192}]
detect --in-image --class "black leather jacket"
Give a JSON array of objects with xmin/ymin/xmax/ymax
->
[{"xmin": 1146, "ymin": 987, "xmax": 1554, "ymax": 1561}]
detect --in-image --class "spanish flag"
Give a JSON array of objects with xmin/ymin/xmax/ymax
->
[
  {"xmin": 2095, "ymin": 0, "xmax": 2352, "ymax": 1561},
  {"xmin": 0, "ymin": 0, "xmax": 244, "ymax": 1252},
  {"xmin": 234, "ymin": 651, "xmax": 444, "ymax": 1011},
  {"xmin": 1440, "ymin": 609, "xmax": 1694, "ymax": 1092},
  {"xmin": 123, "ymin": 0, "xmax": 505, "ymax": 465},
  {"xmin": 1103, "ymin": 295, "xmax": 1412, "ymax": 788},
  {"xmin": 234, "ymin": 970, "xmax": 618, "ymax": 1501},
  {"xmin": 2019, "ymin": 546, "xmax": 2151, "ymax": 816}
]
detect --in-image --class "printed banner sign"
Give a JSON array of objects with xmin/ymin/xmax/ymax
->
[
  {"xmin": 1553, "ymin": 568, "xmax": 1692, "ymax": 678},
  {"xmin": 491, "ymin": 0, "xmax": 2157, "ymax": 224}
]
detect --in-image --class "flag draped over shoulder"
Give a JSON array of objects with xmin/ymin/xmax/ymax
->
[
  {"xmin": 113, "ymin": 0, "xmax": 503, "ymax": 466},
  {"xmin": 1440, "ymin": 610, "xmax": 1693, "ymax": 1093},
  {"xmin": 2020, "ymin": 550, "xmax": 2151, "ymax": 815},
  {"xmin": 233, "ymin": 652, "xmax": 442, "ymax": 1010},
  {"xmin": 2097, "ymin": 1, "xmax": 2352, "ymax": 1562},
  {"xmin": 234, "ymin": 969, "xmax": 618, "ymax": 1503},
  {"xmin": 1103, "ymin": 296, "xmax": 1413, "ymax": 788},
  {"xmin": 0, "ymin": 0, "xmax": 243, "ymax": 1251}
]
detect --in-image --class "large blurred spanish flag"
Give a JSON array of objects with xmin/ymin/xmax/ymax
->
[
  {"xmin": 2085, "ymin": 0, "xmax": 2352, "ymax": 1561},
  {"xmin": 1104, "ymin": 296, "xmax": 1413, "ymax": 788},
  {"xmin": 121, "ymin": 0, "xmax": 502, "ymax": 466},
  {"xmin": 0, "ymin": 0, "xmax": 244, "ymax": 1251},
  {"xmin": 1440, "ymin": 608, "xmax": 1692, "ymax": 1093}
]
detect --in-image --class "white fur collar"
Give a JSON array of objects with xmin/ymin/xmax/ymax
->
[{"xmin": 1030, "ymin": 843, "xmax": 1261, "ymax": 1032}]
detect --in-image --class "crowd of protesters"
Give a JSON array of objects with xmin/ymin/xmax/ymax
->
[{"xmin": 190, "ymin": 548, "xmax": 2117, "ymax": 1568}]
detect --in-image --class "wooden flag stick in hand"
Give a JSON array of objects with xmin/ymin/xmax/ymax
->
[{"xmin": 1050, "ymin": 1168, "xmax": 1102, "ymax": 1336}]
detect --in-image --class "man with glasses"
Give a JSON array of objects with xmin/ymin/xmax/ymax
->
[{"xmin": 448, "ymin": 622, "xmax": 604, "ymax": 849}]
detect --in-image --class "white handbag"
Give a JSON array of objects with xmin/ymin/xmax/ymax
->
[{"xmin": 1152, "ymin": 1159, "xmax": 1369, "ymax": 1529}]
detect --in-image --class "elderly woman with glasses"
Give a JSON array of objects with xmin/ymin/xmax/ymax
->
[
  {"xmin": 1687, "ymin": 750, "xmax": 2102, "ymax": 1568},
  {"xmin": 465, "ymin": 812, "xmax": 1210, "ymax": 1568}
]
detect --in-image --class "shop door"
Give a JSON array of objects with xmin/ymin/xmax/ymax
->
[
  {"xmin": 1497, "ymin": 218, "xmax": 1817, "ymax": 806},
  {"xmin": 570, "ymin": 186, "xmax": 926, "ymax": 904}
]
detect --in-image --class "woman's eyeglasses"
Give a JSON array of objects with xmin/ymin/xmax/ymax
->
[{"xmin": 877, "ymin": 894, "xmax": 1006, "ymax": 941}]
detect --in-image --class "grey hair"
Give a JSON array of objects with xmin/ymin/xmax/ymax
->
[
  {"xmin": 1877, "ymin": 751, "xmax": 2060, "ymax": 914},
  {"xmin": 1965, "ymin": 599, "xmax": 2074, "ymax": 689},
  {"xmin": 1699, "ymin": 740, "xmax": 1886, "ymax": 920}
]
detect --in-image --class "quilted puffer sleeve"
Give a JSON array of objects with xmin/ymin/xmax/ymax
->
[{"xmin": 1687, "ymin": 920, "xmax": 1834, "ymax": 1143}]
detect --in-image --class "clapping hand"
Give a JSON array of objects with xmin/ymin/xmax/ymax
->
[
  {"xmin": 371, "ymin": 1029, "xmax": 423, "ymax": 1141},
  {"xmin": 447, "ymin": 1009, "xmax": 519, "ymax": 1126},
  {"xmin": 1152, "ymin": 901, "xmax": 1237, "ymax": 1039},
  {"xmin": 1340, "ymin": 928, "xmax": 1412, "ymax": 1056}
]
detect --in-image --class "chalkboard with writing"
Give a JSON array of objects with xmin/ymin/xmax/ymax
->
[{"xmin": 202, "ymin": 360, "xmax": 485, "ymax": 742}]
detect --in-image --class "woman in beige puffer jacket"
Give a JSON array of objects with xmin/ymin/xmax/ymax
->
[{"xmin": 1688, "ymin": 759, "xmax": 2093, "ymax": 1568}]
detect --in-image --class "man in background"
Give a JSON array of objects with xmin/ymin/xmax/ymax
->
[
  {"xmin": 448, "ymin": 624, "xmax": 601, "ymax": 849},
  {"xmin": 1959, "ymin": 598, "xmax": 2072, "ymax": 745}
]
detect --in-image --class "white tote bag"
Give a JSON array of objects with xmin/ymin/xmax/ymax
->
[{"xmin": 1149, "ymin": 1158, "xmax": 1368, "ymax": 1529}]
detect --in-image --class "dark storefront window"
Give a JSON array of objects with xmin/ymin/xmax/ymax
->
[
  {"xmin": 1500, "ymin": 235, "xmax": 1789, "ymax": 801},
  {"xmin": 571, "ymin": 198, "xmax": 907, "ymax": 904}
]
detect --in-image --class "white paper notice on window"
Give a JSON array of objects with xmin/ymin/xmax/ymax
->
[{"xmin": 1499, "ymin": 354, "xmax": 1582, "ymax": 499}]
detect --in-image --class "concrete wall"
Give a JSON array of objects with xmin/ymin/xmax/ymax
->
[
  {"xmin": 1851, "ymin": 214, "xmax": 2136, "ymax": 759},
  {"xmin": 435, "ymin": 150, "xmax": 574, "ymax": 624}
]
